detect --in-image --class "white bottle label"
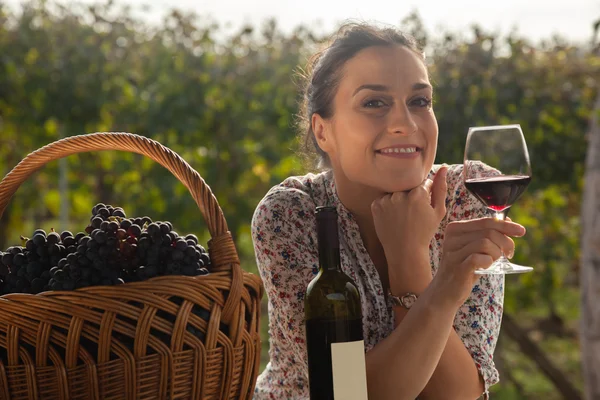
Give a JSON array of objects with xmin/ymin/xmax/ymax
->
[{"xmin": 331, "ymin": 340, "xmax": 368, "ymax": 399}]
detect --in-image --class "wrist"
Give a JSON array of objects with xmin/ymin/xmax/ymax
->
[{"xmin": 426, "ymin": 276, "xmax": 464, "ymax": 311}]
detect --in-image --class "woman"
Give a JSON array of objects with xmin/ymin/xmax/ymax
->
[{"xmin": 251, "ymin": 23, "xmax": 525, "ymax": 400}]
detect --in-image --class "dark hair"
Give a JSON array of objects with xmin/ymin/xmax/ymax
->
[{"xmin": 297, "ymin": 23, "xmax": 425, "ymax": 170}]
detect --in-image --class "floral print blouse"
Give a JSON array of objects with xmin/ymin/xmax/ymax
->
[{"xmin": 251, "ymin": 164, "xmax": 503, "ymax": 399}]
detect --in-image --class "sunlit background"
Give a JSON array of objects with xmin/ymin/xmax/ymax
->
[{"xmin": 0, "ymin": 0, "xmax": 598, "ymax": 398}]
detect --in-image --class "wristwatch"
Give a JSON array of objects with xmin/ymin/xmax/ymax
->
[{"xmin": 387, "ymin": 288, "xmax": 418, "ymax": 309}]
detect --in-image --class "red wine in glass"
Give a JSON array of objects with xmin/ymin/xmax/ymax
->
[
  {"xmin": 465, "ymin": 175, "xmax": 531, "ymax": 213},
  {"xmin": 463, "ymin": 124, "xmax": 533, "ymax": 275}
]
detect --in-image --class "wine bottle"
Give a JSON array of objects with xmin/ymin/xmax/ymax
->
[{"xmin": 304, "ymin": 206, "xmax": 368, "ymax": 400}]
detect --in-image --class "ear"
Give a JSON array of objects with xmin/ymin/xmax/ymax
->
[{"xmin": 311, "ymin": 113, "xmax": 334, "ymax": 153}]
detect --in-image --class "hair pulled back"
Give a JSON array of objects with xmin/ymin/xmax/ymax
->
[{"xmin": 297, "ymin": 23, "xmax": 424, "ymax": 169}]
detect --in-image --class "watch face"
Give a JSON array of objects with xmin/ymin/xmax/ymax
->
[{"xmin": 402, "ymin": 294, "xmax": 417, "ymax": 309}]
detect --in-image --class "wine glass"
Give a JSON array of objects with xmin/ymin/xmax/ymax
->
[{"xmin": 463, "ymin": 124, "xmax": 533, "ymax": 275}]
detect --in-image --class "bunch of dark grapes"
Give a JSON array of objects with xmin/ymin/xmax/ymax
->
[
  {"xmin": 0, "ymin": 229, "xmax": 82, "ymax": 295},
  {"xmin": 0, "ymin": 203, "xmax": 211, "ymax": 295},
  {"xmin": 134, "ymin": 222, "xmax": 209, "ymax": 282}
]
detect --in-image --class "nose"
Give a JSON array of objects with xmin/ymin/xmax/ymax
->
[{"xmin": 387, "ymin": 104, "xmax": 417, "ymax": 136}]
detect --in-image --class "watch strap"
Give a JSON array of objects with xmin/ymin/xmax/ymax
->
[{"xmin": 387, "ymin": 288, "xmax": 418, "ymax": 309}]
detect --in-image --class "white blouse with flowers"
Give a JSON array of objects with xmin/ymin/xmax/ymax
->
[{"xmin": 251, "ymin": 164, "xmax": 503, "ymax": 399}]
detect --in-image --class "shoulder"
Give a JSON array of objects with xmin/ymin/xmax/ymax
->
[{"xmin": 252, "ymin": 171, "xmax": 328, "ymax": 230}]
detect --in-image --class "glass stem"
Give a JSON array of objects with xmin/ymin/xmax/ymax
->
[{"xmin": 494, "ymin": 210, "xmax": 509, "ymax": 262}]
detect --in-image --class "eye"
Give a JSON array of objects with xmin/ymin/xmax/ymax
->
[
  {"xmin": 410, "ymin": 96, "xmax": 433, "ymax": 108},
  {"xmin": 363, "ymin": 99, "xmax": 387, "ymax": 108}
]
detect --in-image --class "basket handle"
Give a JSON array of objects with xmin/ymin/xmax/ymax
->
[{"xmin": 0, "ymin": 132, "xmax": 238, "ymax": 271}]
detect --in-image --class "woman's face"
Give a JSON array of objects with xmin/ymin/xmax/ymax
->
[{"xmin": 313, "ymin": 45, "xmax": 438, "ymax": 194}]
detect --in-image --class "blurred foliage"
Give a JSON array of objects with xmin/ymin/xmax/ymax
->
[{"xmin": 0, "ymin": 2, "xmax": 598, "ymax": 398}]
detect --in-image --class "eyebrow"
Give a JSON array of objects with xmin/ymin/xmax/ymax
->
[{"xmin": 352, "ymin": 82, "xmax": 432, "ymax": 97}]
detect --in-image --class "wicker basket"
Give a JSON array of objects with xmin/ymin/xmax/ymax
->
[{"xmin": 0, "ymin": 132, "xmax": 264, "ymax": 399}]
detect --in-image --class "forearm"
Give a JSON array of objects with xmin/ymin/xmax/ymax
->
[
  {"xmin": 365, "ymin": 282, "xmax": 457, "ymax": 400},
  {"xmin": 418, "ymin": 329, "xmax": 484, "ymax": 399},
  {"xmin": 370, "ymin": 251, "xmax": 483, "ymax": 400},
  {"xmin": 391, "ymin": 305, "xmax": 483, "ymax": 399}
]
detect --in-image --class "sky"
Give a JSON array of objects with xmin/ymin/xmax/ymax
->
[{"xmin": 4, "ymin": 0, "xmax": 599, "ymax": 43}]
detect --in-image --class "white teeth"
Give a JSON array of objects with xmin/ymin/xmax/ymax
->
[{"xmin": 380, "ymin": 147, "xmax": 417, "ymax": 154}]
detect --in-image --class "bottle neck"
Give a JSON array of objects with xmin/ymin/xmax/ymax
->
[{"xmin": 317, "ymin": 213, "xmax": 341, "ymax": 272}]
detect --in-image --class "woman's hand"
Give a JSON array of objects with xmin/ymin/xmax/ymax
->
[
  {"xmin": 431, "ymin": 217, "xmax": 526, "ymax": 307},
  {"xmin": 371, "ymin": 166, "xmax": 449, "ymax": 278}
]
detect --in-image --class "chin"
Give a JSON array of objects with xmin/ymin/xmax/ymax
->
[
  {"xmin": 371, "ymin": 175, "xmax": 424, "ymax": 194},
  {"xmin": 382, "ymin": 169, "xmax": 430, "ymax": 193}
]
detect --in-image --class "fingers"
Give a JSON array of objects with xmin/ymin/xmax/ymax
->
[
  {"xmin": 463, "ymin": 253, "xmax": 495, "ymax": 272},
  {"xmin": 445, "ymin": 229, "xmax": 515, "ymax": 257},
  {"xmin": 431, "ymin": 165, "xmax": 448, "ymax": 216},
  {"xmin": 446, "ymin": 218, "xmax": 526, "ymax": 237},
  {"xmin": 455, "ymin": 237, "xmax": 504, "ymax": 264},
  {"xmin": 422, "ymin": 178, "xmax": 433, "ymax": 195}
]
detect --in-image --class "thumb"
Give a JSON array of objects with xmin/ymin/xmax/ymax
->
[{"xmin": 431, "ymin": 165, "xmax": 448, "ymax": 215}]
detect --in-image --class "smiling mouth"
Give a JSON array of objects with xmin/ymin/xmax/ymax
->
[{"xmin": 377, "ymin": 147, "xmax": 420, "ymax": 154}]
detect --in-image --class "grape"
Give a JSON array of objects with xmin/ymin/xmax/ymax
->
[
  {"xmin": 54, "ymin": 270, "xmax": 66, "ymax": 282},
  {"xmin": 13, "ymin": 253, "xmax": 26, "ymax": 267},
  {"xmin": 98, "ymin": 208, "xmax": 110, "ymax": 219},
  {"xmin": 47, "ymin": 232, "xmax": 61, "ymax": 245},
  {"xmin": 185, "ymin": 234, "xmax": 199, "ymax": 245},
  {"xmin": 200, "ymin": 253, "xmax": 210, "ymax": 267},
  {"xmin": 128, "ymin": 225, "xmax": 142, "ymax": 238},
  {"xmin": 92, "ymin": 203, "xmax": 106, "ymax": 215},
  {"xmin": 60, "ymin": 231, "xmax": 74, "ymax": 241},
  {"xmin": 91, "ymin": 217, "xmax": 103, "ymax": 229},
  {"xmin": 25, "ymin": 239, "xmax": 35, "ymax": 251},
  {"xmin": 95, "ymin": 231, "xmax": 107, "ymax": 244},
  {"xmin": 147, "ymin": 223, "xmax": 160, "ymax": 236},
  {"xmin": 106, "ymin": 237, "xmax": 118, "ymax": 248},
  {"xmin": 6, "ymin": 247, "xmax": 17, "ymax": 255},
  {"xmin": 159, "ymin": 224, "xmax": 170, "ymax": 235},
  {"xmin": 31, "ymin": 278, "xmax": 45, "ymax": 293},
  {"xmin": 1, "ymin": 253, "xmax": 12, "ymax": 266},
  {"xmin": 36, "ymin": 246, "xmax": 49, "ymax": 258},
  {"xmin": 175, "ymin": 240, "xmax": 187, "ymax": 252},
  {"xmin": 32, "ymin": 234, "xmax": 46, "ymax": 247}
]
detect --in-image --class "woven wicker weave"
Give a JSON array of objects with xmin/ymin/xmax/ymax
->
[{"xmin": 0, "ymin": 132, "xmax": 264, "ymax": 399}]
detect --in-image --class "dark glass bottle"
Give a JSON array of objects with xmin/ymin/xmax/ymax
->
[{"xmin": 304, "ymin": 206, "xmax": 367, "ymax": 400}]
